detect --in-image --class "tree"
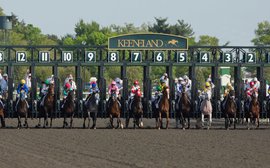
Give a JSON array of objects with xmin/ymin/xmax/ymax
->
[
  {"xmin": 148, "ymin": 17, "xmax": 170, "ymax": 34},
  {"xmin": 196, "ymin": 35, "xmax": 219, "ymax": 46},
  {"xmin": 252, "ymin": 21, "xmax": 270, "ymax": 46},
  {"xmin": 169, "ymin": 19, "xmax": 194, "ymax": 37},
  {"xmin": 0, "ymin": 7, "xmax": 4, "ymax": 16}
]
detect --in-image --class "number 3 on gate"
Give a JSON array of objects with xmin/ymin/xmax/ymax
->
[
  {"xmin": 108, "ymin": 51, "xmax": 119, "ymax": 62},
  {"xmin": 154, "ymin": 51, "xmax": 165, "ymax": 62},
  {"xmin": 199, "ymin": 52, "xmax": 210, "ymax": 63}
]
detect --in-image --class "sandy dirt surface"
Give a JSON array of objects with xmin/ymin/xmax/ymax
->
[{"xmin": 0, "ymin": 118, "xmax": 270, "ymax": 168}]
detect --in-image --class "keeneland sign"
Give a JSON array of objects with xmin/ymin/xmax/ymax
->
[{"xmin": 108, "ymin": 33, "xmax": 188, "ymax": 50}]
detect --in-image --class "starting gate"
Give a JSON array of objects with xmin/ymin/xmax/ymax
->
[{"xmin": 0, "ymin": 33, "xmax": 269, "ymax": 119}]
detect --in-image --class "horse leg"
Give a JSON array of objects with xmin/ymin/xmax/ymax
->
[
  {"xmin": 25, "ymin": 113, "xmax": 28, "ymax": 128},
  {"xmin": 88, "ymin": 112, "xmax": 91, "ymax": 129},
  {"xmin": 139, "ymin": 114, "xmax": 143, "ymax": 128},
  {"xmin": 247, "ymin": 117, "xmax": 250, "ymax": 130},
  {"xmin": 208, "ymin": 113, "xmax": 212, "ymax": 129},
  {"xmin": 187, "ymin": 113, "xmax": 190, "ymax": 129},
  {"xmin": 125, "ymin": 116, "xmax": 130, "ymax": 129},
  {"xmin": 158, "ymin": 112, "xmax": 161, "ymax": 130},
  {"xmin": 17, "ymin": 115, "xmax": 21, "ymax": 129},
  {"xmin": 63, "ymin": 113, "xmax": 66, "ymax": 128},
  {"xmin": 0, "ymin": 116, "xmax": 5, "ymax": 128},
  {"xmin": 201, "ymin": 114, "xmax": 204, "ymax": 128},
  {"xmin": 257, "ymin": 117, "xmax": 260, "ymax": 128},
  {"xmin": 166, "ymin": 112, "xmax": 169, "ymax": 129},
  {"xmin": 110, "ymin": 114, "xmax": 114, "ymax": 129},
  {"xmin": 83, "ymin": 116, "xmax": 86, "ymax": 129},
  {"xmin": 180, "ymin": 112, "xmax": 185, "ymax": 130},
  {"xmin": 70, "ymin": 113, "xmax": 74, "ymax": 129},
  {"xmin": 50, "ymin": 111, "xmax": 53, "ymax": 128},
  {"xmin": 92, "ymin": 112, "xmax": 97, "ymax": 129},
  {"xmin": 225, "ymin": 114, "xmax": 228, "ymax": 130},
  {"xmin": 234, "ymin": 113, "xmax": 236, "ymax": 129}
]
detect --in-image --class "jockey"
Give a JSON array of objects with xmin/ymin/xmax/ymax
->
[
  {"xmin": 253, "ymin": 77, "xmax": 260, "ymax": 90},
  {"xmin": 39, "ymin": 79, "xmax": 51, "ymax": 106},
  {"xmin": 200, "ymin": 82, "xmax": 212, "ymax": 101},
  {"xmin": 0, "ymin": 73, "xmax": 8, "ymax": 98},
  {"xmin": 25, "ymin": 70, "xmax": 31, "ymax": 91},
  {"xmin": 222, "ymin": 82, "xmax": 234, "ymax": 111},
  {"xmin": 160, "ymin": 73, "xmax": 169, "ymax": 87},
  {"xmin": 206, "ymin": 77, "xmax": 215, "ymax": 90},
  {"xmin": 86, "ymin": 82, "xmax": 100, "ymax": 105},
  {"xmin": 108, "ymin": 81, "xmax": 121, "ymax": 107},
  {"xmin": 154, "ymin": 79, "xmax": 169, "ymax": 108},
  {"xmin": 175, "ymin": 77, "xmax": 184, "ymax": 110},
  {"xmin": 128, "ymin": 80, "xmax": 142, "ymax": 110},
  {"xmin": 182, "ymin": 75, "xmax": 192, "ymax": 99},
  {"xmin": 63, "ymin": 82, "xmax": 72, "ymax": 99},
  {"xmin": 16, "ymin": 79, "xmax": 29, "ymax": 110},
  {"xmin": 68, "ymin": 76, "xmax": 77, "ymax": 91},
  {"xmin": 115, "ymin": 77, "xmax": 123, "ymax": 99}
]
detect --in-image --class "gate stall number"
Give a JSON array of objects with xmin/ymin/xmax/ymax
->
[
  {"xmin": 0, "ymin": 51, "xmax": 4, "ymax": 62},
  {"xmin": 62, "ymin": 51, "xmax": 73, "ymax": 62},
  {"xmin": 16, "ymin": 51, "xmax": 27, "ymax": 62},
  {"xmin": 39, "ymin": 51, "xmax": 50, "ymax": 62}
]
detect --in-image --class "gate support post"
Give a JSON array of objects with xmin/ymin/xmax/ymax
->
[
  {"xmin": 211, "ymin": 65, "xmax": 219, "ymax": 118},
  {"xmin": 7, "ymin": 48, "xmax": 14, "ymax": 118},
  {"xmin": 75, "ymin": 65, "xmax": 82, "ymax": 118},
  {"xmin": 234, "ymin": 66, "xmax": 242, "ymax": 119},
  {"xmin": 121, "ymin": 51, "xmax": 128, "ymax": 118},
  {"xmin": 53, "ymin": 48, "xmax": 59, "ymax": 117},
  {"xmin": 257, "ymin": 66, "xmax": 265, "ymax": 117},
  {"xmin": 143, "ymin": 51, "xmax": 151, "ymax": 118},
  {"xmin": 166, "ymin": 51, "xmax": 174, "ymax": 118},
  {"xmin": 98, "ymin": 49, "xmax": 106, "ymax": 118}
]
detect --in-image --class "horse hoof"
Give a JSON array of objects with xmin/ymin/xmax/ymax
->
[
  {"xmin": 158, "ymin": 127, "xmax": 160, "ymax": 130},
  {"xmin": 120, "ymin": 124, "xmax": 124, "ymax": 129},
  {"xmin": 207, "ymin": 127, "xmax": 210, "ymax": 130},
  {"xmin": 182, "ymin": 128, "xmax": 185, "ymax": 131}
]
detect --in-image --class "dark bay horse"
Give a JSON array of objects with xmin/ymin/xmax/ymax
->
[
  {"xmin": 247, "ymin": 91, "xmax": 260, "ymax": 129},
  {"xmin": 176, "ymin": 86, "xmax": 191, "ymax": 130},
  {"xmin": 16, "ymin": 90, "xmax": 29, "ymax": 128},
  {"xmin": 37, "ymin": 84, "xmax": 55, "ymax": 128},
  {"xmin": 107, "ymin": 92, "xmax": 123, "ymax": 129},
  {"xmin": 156, "ymin": 86, "xmax": 170, "ymax": 129},
  {"xmin": 0, "ymin": 98, "xmax": 5, "ymax": 128},
  {"xmin": 63, "ymin": 90, "xmax": 75, "ymax": 128},
  {"xmin": 126, "ymin": 93, "xmax": 143, "ymax": 129},
  {"xmin": 223, "ymin": 90, "xmax": 237, "ymax": 129},
  {"xmin": 83, "ymin": 92, "xmax": 99, "ymax": 129}
]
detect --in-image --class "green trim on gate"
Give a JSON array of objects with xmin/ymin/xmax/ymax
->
[{"xmin": 108, "ymin": 33, "xmax": 188, "ymax": 50}]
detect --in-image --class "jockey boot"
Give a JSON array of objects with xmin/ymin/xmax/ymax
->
[{"xmin": 117, "ymin": 98, "xmax": 121, "ymax": 108}]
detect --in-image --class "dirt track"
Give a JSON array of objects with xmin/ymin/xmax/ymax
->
[{"xmin": 0, "ymin": 118, "xmax": 270, "ymax": 168}]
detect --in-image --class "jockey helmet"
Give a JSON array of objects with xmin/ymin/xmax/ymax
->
[
  {"xmin": 206, "ymin": 78, "xmax": 211, "ymax": 82},
  {"xmin": 178, "ymin": 77, "xmax": 183, "ymax": 81},
  {"xmin": 111, "ymin": 81, "xmax": 116, "ymax": 85},
  {"xmin": 21, "ymin": 79, "xmax": 26, "ymax": 84},
  {"xmin": 45, "ymin": 79, "xmax": 50, "ymax": 85},
  {"xmin": 92, "ymin": 82, "xmax": 97, "ymax": 88},
  {"xmin": 134, "ymin": 80, "xmax": 139, "ymax": 85},
  {"xmin": 183, "ymin": 75, "xmax": 189, "ymax": 80},
  {"xmin": 227, "ymin": 82, "xmax": 232, "ymax": 87},
  {"xmin": 3, "ymin": 73, "xmax": 7, "ymax": 77},
  {"xmin": 115, "ymin": 77, "xmax": 121, "ymax": 83},
  {"xmin": 250, "ymin": 81, "xmax": 254, "ymax": 87},
  {"xmin": 65, "ymin": 82, "xmax": 71, "ymax": 89},
  {"xmin": 90, "ymin": 77, "xmax": 97, "ymax": 82},
  {"xmin": 163, "ymin": 73, "xmax": 168, "ymax": 77},
  {"xmin": 253, "ymin": 77, "xmax": 258, "ymax": 82},
  {"xmin": 205, "ymin": 82, "xmax": 210, "ymax": 87},
  {"xmin": 28, "ymin": 73, "xmax": 31, "ymax": 77},
  {"xmin": 69, "ymin": 76, "xmax": 73, "ymax": 80}
]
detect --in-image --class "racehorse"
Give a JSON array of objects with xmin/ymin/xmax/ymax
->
[
  {"xmin": 37, "ymin": 83, "xmax": 55, "ymax": 128},
  {"xmin": 223, "ymin": 90, "xmax": 237, "ymax": 129},
  {"xmin": 0, "ymin": 98, "xmax": 5, "ymax": 128},
  {"xmin": 176, "ymin": 86, "xmax": 191, "ymax": 130},
  {"xmin": 62, "ymin": 90, "xmax": 75, "ymax": 128},
  {"xmin": 126, "ymin": 92, "xmax": 143, "ymax": 129},
  {"xmin": 16, "ymin": 90, "xmax": 29, "ymax": 128},
  {"xmin": 200, "ymin": 90, "xmax": 212, "ymax": 129},
  {"xmin": 246, "ymin": 91, "xmax": 260, "ymax": 129},
  {"xmin": 83, "ymin": 92, "xmax": 99, "ymax": 129},
  {"xmin": 156, "ymin": 86, "xmax": 170, "ymax": 129},
  {"xmin": 107, "ymin": 92, "xmax": 123, "ymax": 129}
]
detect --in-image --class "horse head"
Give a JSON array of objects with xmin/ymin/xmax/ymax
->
[
  {"xmin": 48, "ymin": 83, "xmax": 55, "ymax": 95},
  {"xmin": 228, "ymin": 89, "xmax": 236, "ymax": 100},
  {"xmin": 67, "ymin": 90, "xmax": 75, "ymax": 102}
]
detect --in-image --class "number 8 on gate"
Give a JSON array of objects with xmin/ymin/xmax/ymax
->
[{"xmin": 108, "ymin": 51, "xmax": 119, "ymax": 62}]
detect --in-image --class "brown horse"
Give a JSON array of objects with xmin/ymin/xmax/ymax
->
[
  {"xmin": 156, "ymin": 86, "xmax": 170, "ymax": 129},
  {"xmin": 37, "ymin": 83, "xmax": 55, "ymax": 128},
  {"xmin": 107, "ymin": 92, "xmax": 123, "ymax": 129},
  {"xmin": 176, "ymin": 86, "xmax": 191, "ymax": 130},
  {"xmin": 247, "ymin": 91, "xmax": 260, "ymax": 129},
  {"xmin": 0, "ymin": 98, "xmax": 5, "ymax": 128},
  {"xmin": 83, "ymin": 92, "xmax": 99, "ymax": 129},
  {"xmin": 63, "ymin": 90, "xmax": 75, "ymax": 128},
  {"xmin": 126, "ymin": 92, "xmax": 143, "ymax": 129},
  {"xmin": 16, "ymin": 90, "xmax": 29, "ymax": 128},
  {"xmin": 223, "ymin": 90, "xmax": 237, "ymax": 129}
]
